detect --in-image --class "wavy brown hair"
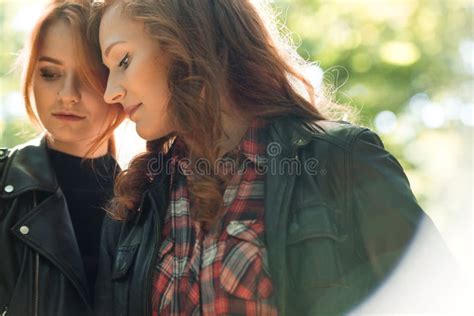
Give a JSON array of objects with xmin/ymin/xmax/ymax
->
[
  {"xmin": 22, "ymin": 0, "xmax": 125, "ymax": 157},
  {"xmin": 90, "ymin": 0, "xmax": 348, "ymax": 221}
]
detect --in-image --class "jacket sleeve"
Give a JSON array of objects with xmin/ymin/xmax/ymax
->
[
  {"xmin": 94, "ymin": 216, "xmax": 120, "ymax": 316},
  {"xmin": 351, "ymin": 129, "xmax": 437, "ymax": 278}
]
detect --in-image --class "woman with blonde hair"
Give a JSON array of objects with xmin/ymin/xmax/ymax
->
[
  {"xmin": 0, "ymin": 1, "xmax": 124, "ymax": 315},
  {"xmin": 92, "ymin": 0, "xmax": 446, "ymax": 315}
]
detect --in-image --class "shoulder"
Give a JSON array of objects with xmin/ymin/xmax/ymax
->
[
  {"xmin": 306, "ymin": 120, "xmax": 402, "ymax": 178},
  {"xmin": 299, "ymin": 120, "xmax": 408, "ymax": 195},
  {"xmin": 306, "ymin": 120, "xmax": 414, "ymax": 206},
  {"xmin": 0, "ymin": 138, "xmax": 41, "ymax": 180},
  {"xmin": 0, "ymin": 137, "xmax": 40, "ymax": 160},
  {"xmin": 0, "ymin": 136, "xmax": 57, "ymax": 198},
  {"xmin": 283, "ymin": 119, "xmax": 387, "ymax": 167},
  {"xmin": 10, "ymin": 136, "xmax": 44, "ymax": 152},
  {"xmin": 268, "ymin": 117, "xmax": 391, "ymax": 172},
  {"xmin": 309, "ymin": 120, "xmax": 381, "ymax": 152},
  {"xmin": 268, "ymin": 116, "xmax": 381, "ymax": 154},
  {"xmin": 2, "ymin": 137, "xmax": 45, "ymax": 168}
]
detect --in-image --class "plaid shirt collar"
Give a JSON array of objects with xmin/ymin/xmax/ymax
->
[
  {"xmin": 171, "ymin": 118, "xmax": 268, "ymax": 167},
  {"xmin": 237, "ymin": 118, "xmax": 268, "ymax": 166}
]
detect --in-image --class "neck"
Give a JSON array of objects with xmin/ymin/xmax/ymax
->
[
  {"xmin": 46, "ymin": 135, "xmax": 108, "ymax": 158},
  {"xmin": 216, "ymin": 109, "xmax": 250, "ymax": 158}
]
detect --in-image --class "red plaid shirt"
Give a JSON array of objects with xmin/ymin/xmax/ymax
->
[{"xmin": 152, "ymin": 119, "xmax": 277, "ymax": 316}]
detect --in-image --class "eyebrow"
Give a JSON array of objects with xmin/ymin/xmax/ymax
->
[
  {"xmin": 104, "ymin": 40, "xmax": 126, "ymax": 59},
  {"xmin": 38, "ymin": 56, "xmax": 63, "ymax": 65}
]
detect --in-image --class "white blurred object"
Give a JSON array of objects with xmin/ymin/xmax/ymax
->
[
  {"xmin": 114, "ymin": 119, "xmax": 146, "ymax": 169},
  {"xmin": 351, "ymin": 218, "xmax": 473, "ymax": 315},
  {"xmin": 374, "ymin": 110, "xmax": 397, "ymax": 134}
]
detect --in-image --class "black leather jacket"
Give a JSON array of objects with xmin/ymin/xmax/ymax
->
[
  {"xmin": 0, "ymin": 138, "xmax": 93, "ymax": 316},
  {"xmin": 95, "ymin": 117, "xmax": 436, "ymax": 316}
]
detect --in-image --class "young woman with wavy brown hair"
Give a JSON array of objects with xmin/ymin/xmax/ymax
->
[
  {"xmin": 0, "ymin": 1, "xmax": 124, "ymax": 315},
  {"xmin": 91, "ymin": 1, "xmax": 445, "ymax": 315}
]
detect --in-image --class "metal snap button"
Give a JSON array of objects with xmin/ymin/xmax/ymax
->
[
  {"xmin": 20, "ymin": 226, "xmax": 29, "ymax": 235},
  {"xmin": 295, "ymin": 139, "xmax": 305, "ymax": 145},
  {"xmin": 4, "ymin": 185, "xmax": 14, "ymax": 193}
]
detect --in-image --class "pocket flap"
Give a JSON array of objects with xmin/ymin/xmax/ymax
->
[
  {"xmin": 226, "ymin": 220, "xmax": 264, "ymax": 247},
  {"xmin": 288, "ymin": 204, "xmax": 345, "ymax": 245},
  {"xmin": 112, "ymin": 244, "xmax": 139, "ymax": 280}
]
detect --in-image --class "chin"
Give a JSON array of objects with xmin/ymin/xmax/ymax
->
[
  {"xmin": 47, "ymin": 132, "xmax": 77, "ymax": 144},
  {"xmin": 136, "ymin": 126, "xmax": 161, "ymax": 141}
]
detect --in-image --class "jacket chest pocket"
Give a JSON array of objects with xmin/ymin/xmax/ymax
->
[
  {"xmin": 111, "ymin": 244, "xmax": 138, "ymax": 316},
  {"xmin": 286, "ymin": 204, "xmax": 346, "ymax": 290}
]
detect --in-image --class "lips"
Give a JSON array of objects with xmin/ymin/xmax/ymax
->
[
  {"xmin": 124, "ymin": 103, "xmax": 142, "ymax": 118},
  {"xmin": 52, "ymin": 112, "xmax": 86, "ymax": 122}
]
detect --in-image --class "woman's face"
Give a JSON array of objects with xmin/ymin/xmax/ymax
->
[
  {"xmin": 99, "ymin": 4, "xmax": 173, "ymax": 141},
  {"xmin": 33, "ymin": 20, "xmax": 112, "ymax": 156}
]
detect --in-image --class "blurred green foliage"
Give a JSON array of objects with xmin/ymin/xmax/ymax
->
[
  {"xmin": 0, "ymin": 119, "xmax": 37, "ymax": 147},
  {"xmin": 273, "ymin": 0, "xmax": 472, "ymax": 124},
  {"xmin": 1, "ymin": 0, "xmax": 44, "ymax": 146}
]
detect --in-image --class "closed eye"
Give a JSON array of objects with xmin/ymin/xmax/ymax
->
[
  {"xmin": 39, "ymin": 68, "xmax": 61, "ymax": 81},
  {"xmin": 118, "ymin": 53, "xmax": 130, "ymax": 70}
]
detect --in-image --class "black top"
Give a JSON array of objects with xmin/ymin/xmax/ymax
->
[{"xmin": 47, "ymin": 147, "xmax": 118, "ymax": 297}]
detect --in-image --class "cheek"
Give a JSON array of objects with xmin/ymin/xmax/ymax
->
[
  {"xmin": 83, "ymin": 92, "xmax": 110, "ymax": 117},
  {"xmin": 82, "ymin": 94, "xmax": 114, "ymax": 130},
  {"xmin": 32, "ymin": 83, "xmax": 55, "ymax": 117},
  {"xmin": 134, "ymin": 58, "xmax": 169, "ymax": 103},
  {"xmin": 92, "ymin": 103, "xmax": 111, "ymax": 120}
]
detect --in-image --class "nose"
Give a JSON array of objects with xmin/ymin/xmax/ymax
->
[
  {"xmin": 103, "ymin": 74, "xmax": 126, "ymax": 104},
  {"xmin": 58, "ymin": 74, "xmax": 81, "ymax": 105}
]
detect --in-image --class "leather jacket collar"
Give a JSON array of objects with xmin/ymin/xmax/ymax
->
[
  {"xmin": 1, "ymin": 136, "xmax": 58, "ymax": 199},
  {"xmin": 267, "ymin": 117, "xmax": 313, "ymax": 155}
]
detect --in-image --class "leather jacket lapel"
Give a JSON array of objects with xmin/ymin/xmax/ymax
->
[{"xmin": 10, "ymin": 186, "xmax": 91, "ymax": 307}]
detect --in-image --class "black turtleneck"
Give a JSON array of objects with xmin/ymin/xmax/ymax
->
[{"xmin": 47, "ymin": 147, "xmax": 118, "ymax": 297}]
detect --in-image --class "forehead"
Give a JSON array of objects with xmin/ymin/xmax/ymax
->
[
  {"xmin": 39, "ymin": 20, "xmax": 75, "ymax": 58},
  {"xmin": 99, "ymin": 4, "xmax": 142, "ymax": 46}
]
